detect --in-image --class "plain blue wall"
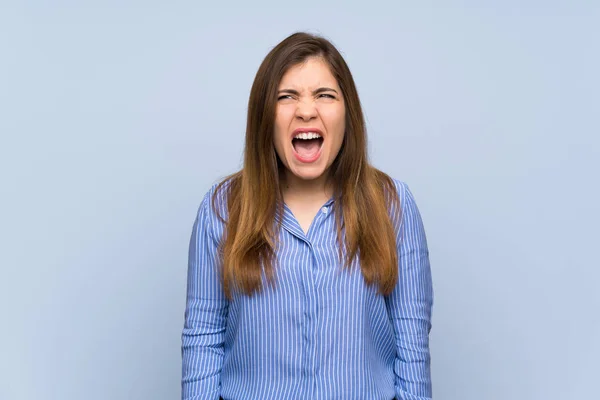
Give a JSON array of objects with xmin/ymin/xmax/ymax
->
[{"xmin": 2, "ymin": 1, "xmax": 599, "ymax": 399}]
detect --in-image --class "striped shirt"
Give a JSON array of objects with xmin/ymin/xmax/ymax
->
[{"xmin": 182, "ymin": 178, "xmax": 433, "ymax": 400}]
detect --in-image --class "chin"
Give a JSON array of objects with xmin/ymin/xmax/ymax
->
[{"xmin": 290, "ymin": 165, "xmax": 327, "ymax": 181}]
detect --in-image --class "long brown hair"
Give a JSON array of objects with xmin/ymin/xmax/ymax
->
[{"xmin": 214, "ymin": 32, "xmax": 401, "ymax": 298}]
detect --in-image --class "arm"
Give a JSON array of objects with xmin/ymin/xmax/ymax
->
[
  {"xmin": 181, "ymin": 193, "xmax": 228, "ymax": 400},
  {"xmin": 387, "ymin": 182, "xmax": 434, "ymax": 400}
]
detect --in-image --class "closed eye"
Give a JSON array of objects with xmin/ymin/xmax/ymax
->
[{"xmin": 318, "ymin": 93, "xmax": 336, "ymax": 99}]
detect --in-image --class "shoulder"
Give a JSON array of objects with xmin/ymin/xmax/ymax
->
[
  {"xmin": 371, "ymin": 168, "xmax": 413, "ymax": 207},
  {"xmin": 372, "ymin": 170, "xmax": 424, "ymax": 229},
  {"xmin": 387, "ymin": 177, "xmax": 422, "ymax": 215},
  {"xmin": 191, "ymin": 176, "xmax": 238, "ymax": 246},
  {"xmin": 196, "ymin": 174, "xmax": 238, "ymax": 223},
  {"xmin": 389, "ymin": 177, "xmax": 408, "ymax": 197},
  {"xmin": 389, "ymin": 177, "xmax": 417, "ymax": 206}
]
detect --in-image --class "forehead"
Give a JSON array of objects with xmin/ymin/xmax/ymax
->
[{"xmin": 278, "ymin": 57, "xmax": 339, "ymax": 89}]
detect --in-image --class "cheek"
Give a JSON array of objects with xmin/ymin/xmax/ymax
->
[
  {"xmin": 275, "ymin": 106, "xmax": 294, "ymax": 125},
  {"xmin": 273, "ymin": 111, "xmax": 286, "ymax": 140},
  {"xmin": 324, "ymin": 109, "xmax": 345, "ymax": 151},
  {"xmin": 320, "ymin": 106, "xmax": 345, "ymax": 131},
  {"xmin": 273, "ymin": 131, "xmax": 286, "ymax": 155},
  {"xmin": 273, "ymin": 128, "xmax": 290, "ymax": 160}
]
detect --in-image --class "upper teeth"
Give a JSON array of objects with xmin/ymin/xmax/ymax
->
[{"xmin": 294, "ymin": 132, "xmax": 322, "ymax": 140}]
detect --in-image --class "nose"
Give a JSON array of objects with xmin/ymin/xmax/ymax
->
[{"xmin": 294, "ymin": 99, "xmax": 317, "ymax": 121}]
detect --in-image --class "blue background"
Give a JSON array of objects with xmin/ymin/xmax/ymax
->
[{"xmin": 2, "ymin": 1, "xmax": 598, "ymax": 399}]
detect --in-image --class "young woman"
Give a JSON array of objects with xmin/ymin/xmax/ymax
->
[{"xmin": 182, "ymin": 32, "xmax": 433, "ymax": 400}]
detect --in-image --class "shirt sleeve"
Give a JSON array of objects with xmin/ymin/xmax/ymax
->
[
  {"xmin": 386, "ymin": 182, "xmax": 434, "ymax": 400},
  {"xmin": 181, "ymin": 192, "xmax": 228, "ymax": 400}
]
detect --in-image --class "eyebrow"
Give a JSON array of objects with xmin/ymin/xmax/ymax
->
[{"xmin": 277, "ymin": 87, "xmax": 339, "ymax": 95}]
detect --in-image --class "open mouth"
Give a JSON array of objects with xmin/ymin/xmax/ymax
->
[{"xmin": 292, "ymin": 132, "xmax": 324, "ymax": 161}]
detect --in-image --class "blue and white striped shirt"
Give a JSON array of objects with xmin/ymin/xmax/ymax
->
[{"xmin": 182, "ymin": 178, "xmax": 433, "ymax": 400}]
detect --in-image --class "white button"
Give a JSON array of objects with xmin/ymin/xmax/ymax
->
[{"xmin": 321, "ymin": 207, "xmax": 328, "ymax": 214}]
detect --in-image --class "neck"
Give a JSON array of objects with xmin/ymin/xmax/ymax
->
[{"xmin": 280, "ymin": 169, "xmax": 333, "ymax": 204}]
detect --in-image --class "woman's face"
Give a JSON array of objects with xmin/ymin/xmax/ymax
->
[{"xmin": 273, "ymin": 57, "xmax": 345, "ymax": 185}]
